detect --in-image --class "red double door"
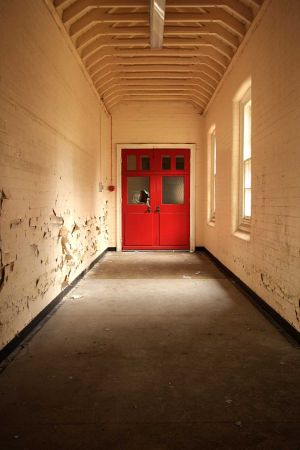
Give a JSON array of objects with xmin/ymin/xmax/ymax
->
[{"xmin": 122, "ymin": 148, "xmax": 190, "ymax": 250}]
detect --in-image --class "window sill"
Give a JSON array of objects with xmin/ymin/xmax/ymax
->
[{"xmin": 233, "ymin": 228, "xmax": 250, "ymax": 241}]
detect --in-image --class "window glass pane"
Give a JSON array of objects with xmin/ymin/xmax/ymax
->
[
  {"xmin": 141, "ymin": 156, "xmax": 150, "ymax": 170},
  {"xmin": 176, "ymin": 156, "xmax": 185, "ymax": 170},
  {"xmin": 213, "ymin": 134, "xmax": 217, "ymax": 176},
  {"xmin": 162, "ymin": 176, "xmax": 184, "ymax": 204},
  {"xmin": 244, "ymin": 159, "xmax": 251, "ymax": 189},
  {"xmin": 212, "ymin": 179, "xmax": 216, "ymax": 216},
  {"xmin": 162, "ymin": 156, "xmax": 171, "ymax": 170},
  {"xmin": 243, "ymin": 100, "xmax": 251, "ymax": 160},
  {"xmin": 127, "ymin": 155, "xmax": 136, "ymax": 170},
  {"xmin": 210, "ymin": 130, "xmax": 216, "ymax": 219},
  {"xmin": 128, "ymin": 177, "xmax": 150, "ymax": 204},
  {"xmin": 244, "ymin": 188, "xmax": 251, "ymax": 217}
]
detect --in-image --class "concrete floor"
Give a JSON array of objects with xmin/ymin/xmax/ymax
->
[{"xmin": 0, "ymin": 251, "xmax": 299, "ymax": 450}]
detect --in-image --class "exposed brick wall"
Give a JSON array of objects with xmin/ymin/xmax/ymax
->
[
  {"xmin": 111, "ymin": 102, "xmax": 204, "ymax": 245},
  {"xmin": 203, "ymin": 0, "xmax": 300, "ymax": 331},
  {"xmin": 0, "ymin": 0, "xmax": 112, "ymax": 349}
]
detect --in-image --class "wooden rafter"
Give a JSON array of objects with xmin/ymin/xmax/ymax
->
[
  {"xmin": 76, "ymin": 24, "xmax": 240, "ymax": 51},
  {"xmin": 91, "ymin": 59, "xmax": 223, "ymax": 84},
  {"xmin": 80, "ymin": 35, "xmax": 233, "ymax": 60},
  {"xmin": 51, "ymin": 0, "xmax": 265, "ymax": 112},
  {"xmin": 69, "ymin": 10, "xmax": 245, "ymax": 38},
  {"xmin": 95, "ymin": 73, "xmax": 216, "ymax": 93},
  {"xmin": 62, "ymin": 1, "xmax": 253, "ymax": 24}
]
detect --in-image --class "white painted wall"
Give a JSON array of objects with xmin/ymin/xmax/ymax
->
[
  {"xmin": 203, "ymin": 0, "xmax": 300, "ymax": 331},
  {"xmin": 0, "ymin": 0, "xmax": 112, "ymax": 349}
]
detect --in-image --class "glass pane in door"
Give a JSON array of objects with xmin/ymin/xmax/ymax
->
[
  {"xmin": 128, "ymin": 177, "xmax": 150, "ymax": 204},
  {"xmin": 127, "ymin": 155, "xmax": 136, "ymax": 170},
  {"xmin": 176, "ymin": 156, "xmax": 185, "ymax": 170},
  {"xmin": 141, "ymin": 156, "xmax": 150, "ymax": 170},
  {"xmin": 162, "ymin": 156, "xmax": 171, "ymax": 170},
  {"xmin": 162, "ymin": 176, "xmax": 184, "ymax": 204}
]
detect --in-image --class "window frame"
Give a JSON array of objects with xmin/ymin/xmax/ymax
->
[
  {"xmin": 207, "ymin": 125, "xmax": 217, "ymax": 225},
  {"xmin": 210, "ymin": 128, "xmax": 217, "ymax": 223},
  {"xmin": 238, "ymin": 87, "xmax": 252, "ymax": 232}
]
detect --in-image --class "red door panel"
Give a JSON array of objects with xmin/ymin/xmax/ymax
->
[
  {"xmin": 159, "ymin": 214, "xmax": 189, "ymax": 246},
  {"xmin": 122, "ymin": 148, "xmax": 190, "ymax": 250},
  {"xmin": 124, "ymin": 214, "xmax": 154, "ymax": 246}
]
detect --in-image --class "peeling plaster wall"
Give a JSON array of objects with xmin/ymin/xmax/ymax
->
[
  {"xmin": 203, "ymin": 0, "xmax": 300, "ymax": 331},
  {"xmin": 0, "ymin": 0, "xmax": 112, "ymax": 350},
  {"xmin": 111, "ymin": 102, "xmax": 204, "ymax": 246}
]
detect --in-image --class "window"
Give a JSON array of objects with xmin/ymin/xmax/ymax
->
[
  {"xmin": 211, "ymin": 129, "xmax": 217, "ymax": 222},
  {"xmin": 208, "ymin": 126, "xmax": 216, "ymax": 224},
  {"xmin": 239, "ymin": 88, "xmax": 252, "ymax": 229}
]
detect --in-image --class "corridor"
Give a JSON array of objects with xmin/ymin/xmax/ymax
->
[{"xmin": 0, "ymin": 251, "xmax": 299, "ymax": 450}]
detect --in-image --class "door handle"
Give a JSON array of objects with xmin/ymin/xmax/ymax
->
[
  {"xmin": 146, "ymin": 206, "xmax": 151, "ymax": 213},
  {"xmin": 155, "ymin": 206, "xmax": 161, "ymax": 213}
]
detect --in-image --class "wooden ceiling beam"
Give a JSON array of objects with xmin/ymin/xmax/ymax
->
[
  {"xmin": 150, "ymin": 0, "xmax": 166, "ymax": 48},
  {"xmin": 90, "ymin": 59, "xmax": 224, "ymax": 81},
  {"xmin": 165, "ymin": 12, "xmax": 245, "ymax": 36},
  {"xmin": 106, "ymin": 95, "xmax": 204, "ymax": 111},
  {"xmin": 82, "ymin": 38, "xmax": 148, "ymax": 60},
  {"xmin": 69, "ymin": 11, "xmax": 149, "ymax": 37},
  {"xmin": 91, "ymin": 61, "xmax": 222, "ymax": 83},
  {"xmin": 63, "ymin": 1, "xmax": 148, "ymax": 24},
  {"xmin": 103, "ymin": 86, "xmax": 209, "ymax": 100},
  {"xmin": 97, "ymin": 71, "xmax": 216, "ymax": 83},
  {"xmin": 96, "ymin": 72, "xmax": 216, "ymax": 93},
  {"xmin": 76, "ymin": 23, "xmax": 239, "ymax": 50},
  {"xmin": 85, "ymin": 48, "xmax": 228, "ymax": 73},
  {"xmin": 69, "ymin": 10, "xmax": 245, "ymax": 38},
  {"xmin": 77, "ymin": 26, "xmax": 149, "ymax": 50},
  {"xmin": 53, "ymin": 0, "xmax": 70, "ymax": 8},
  {"xmin": 100, "ymin": 77, "xmax": 213, "ymax": 90},
  {"xmin": 98, "ymin": 81, "xmax": 212, "ymax": 98},
  {"xmin": 62, "ymin": 0, "xmax": 252, "ymax": 25},
  {"xmin": 94, "ymin": 64, "xmax": 219, "ymax": 79},
  {"xmin": 99, "ymin": 82, "xmax": 212, "ymax": 100},
  {"xmin": 104, "ymin": 91, "xmax": 207, "ymax": 107},
  {"xmin": 167, "ymin": 1, "xmax": 253, "ymax": 23},
  {"xmin": 222, "ymin": 0, "xmax": 253, "ymax": 22},
  {"xmin": 94, "ymin": 68, "xmax": 219, "ymax": 91},
  {"xmin": 80, "ymin": 35, "xmax": 233, "ymax": 60}
]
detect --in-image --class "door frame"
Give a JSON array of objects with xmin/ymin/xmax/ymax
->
[{"xmin": 116, "ymin": 143, "xmax": 196, "ymax": 252}]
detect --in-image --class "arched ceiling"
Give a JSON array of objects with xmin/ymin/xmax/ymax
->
[{"xmin": 52, "ymin": 0, "xmax": 264, "ymax": 113}]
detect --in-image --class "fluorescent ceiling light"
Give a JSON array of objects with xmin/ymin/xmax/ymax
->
[{"xmin": 150, "ymin": 0, "xmax": 166, "ymax": 48}]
